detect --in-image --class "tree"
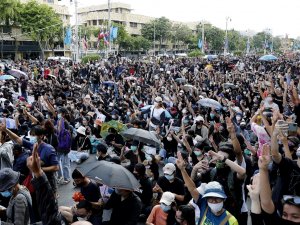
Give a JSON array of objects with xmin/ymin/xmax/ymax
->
[
  {"xmin": 141, "ymin": 17, "xmax": 172, "ymax": 51},
  {"xmin": 197, "ymin": 23, "xmax": 225, "ymax": 52},
  {"xmin": 132, "ymin": 36, "xmax": 151, "ymax": 52},
  {"xmin": 0, "ymin": 0, "xmax": 22, "ymax": 26},
  {"xmin": 171, "ymin": 23, "xmax": 193, "ymax": 52},
  {"xmin": 227, "ymin": 29, "xmax": 247, "ymax": 52},
  {"xmin": 19, "ymin": 0, "xmax": 62, "ymax": 59}
]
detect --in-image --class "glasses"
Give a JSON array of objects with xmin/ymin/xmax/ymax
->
[{"xmin": 283, "ymin": 195, "xmax": 300, "ymax": 205}]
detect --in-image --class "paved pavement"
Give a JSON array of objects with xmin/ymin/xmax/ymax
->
[{"xmin": 57, "ymin": 155, "xmax": 97, "ymax": 207}]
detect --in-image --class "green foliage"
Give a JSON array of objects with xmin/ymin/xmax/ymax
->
[
  {"xmin": 19, "ymin": 0, "xmax": 62, "ymax": 58},
  {"xmin": 81, "ymin": 54, "xmax": 100, "ymax": 64},
  {"xmin": 141, "ymin": 17, "xmax": 172, "ymax": 50},
  {"xmin": 119, "ymin": 35, "xmax": 151, "ymax": 52},
  {"xmin": 196, "ymin": 23, "xmax": 225, "ymax": 51},
  {"xmin": 0, "ymin": 0, "xmax": 22, "ymax": 25},
  {"xmin": 227, "ymin": 29, "xmax": 247, "ymax": 52},
  {"xmin": 171, "ymin": 24, "xmax": 193, "ymax": 44},
  {"xmin": 188, "ymin": 49, "xmax": 203, "ymax": 57}
]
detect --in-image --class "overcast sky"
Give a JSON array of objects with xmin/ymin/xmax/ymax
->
[{"xmin": 59, "ymin": 0, "xmax": 300, "ymax": 38}]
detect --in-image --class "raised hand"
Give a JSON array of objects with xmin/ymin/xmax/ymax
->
[
  {"xmin": 246, "ymin": 174, "xmax": 260, "ymax": 200},
  {"xmin": 258, "ymin": 144, "xmax": 271, "ymax": 170},
  {"xmin": 176, "ymin": 151, "xmax": 186, "ymax": 171},
  {"xmin": 27, "ymin": 143, "xmax": 43, "ymax": 177}
]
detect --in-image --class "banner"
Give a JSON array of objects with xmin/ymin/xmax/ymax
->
[
  {"xmin": 198, "ymin": 39, "xmax": 202, "ymax": 49},
  {"xmin": 64, "ymin": 27, "xmax": 72, "ymax": 46}
]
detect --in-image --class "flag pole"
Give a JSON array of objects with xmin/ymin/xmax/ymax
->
[{"xmin": 107, "ymin": 0, "xmax": 111, "ymax": 57}]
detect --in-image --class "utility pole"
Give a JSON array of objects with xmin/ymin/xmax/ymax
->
[
  {"xmin": 224, "ymin": 17, "xmax": 231, "ymax": 57},
  {"xmin": 153, "ymin": 21, "xmax": 156, "ymax": 56},
  {"xmin": 74, "ymin": 0, "xmax": 79, "ymax": 62},
  {"xmin": 201, "ymin": 22, "xmax": 205, "ymax": 54},
  {"xmin": 107, "ymin": 0, "xmax": 111, "ymax": 57}
]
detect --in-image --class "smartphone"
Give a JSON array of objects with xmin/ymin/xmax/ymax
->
[{"xmin": 288, "ymin": 123, "xmax": 298, "ymax": 136}]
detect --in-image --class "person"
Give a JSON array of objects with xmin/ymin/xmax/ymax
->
[
  {"xmin": 103, "ymin": 188, "xmax": 142, "ymax": 225},
  {"xmin": 0, "ymin": 128, "xmax": 13, "ymax": 170},
  {"xmin": 154, "ymin": 163, "xmax": 185, "ymax": 204},
  {"xmin": 0, "ymin": 168, "xmax": 32, "ymax": 225},
  {"xmin": 12, "ymin": 144, "xmax": 30, "ymax": 183},
  {"xmin": 96, "ymin": 143, "xmax": 111, "ymax": 161},
  {"xmin": 190, "ymin": 116, "xmax": 209, "ymax": 145},
  {"xmin": 259, "ymin": 143, "xmax": 300, "ymax": 224},
  {"xmin": 69, "ymin": 126, "xmax": 91, "ymax": 164},
  {"xmin": 133, "ymin": 163, "xmax": 153, "ymax": 217},
  {"xmin": 0, "ymin": 122, "xmax": 59, "ymax": 197},
  {"xmin": 146, "ymin": 191, "xmax": 176, "ymax": 225},
  {"xmin": 60, "ymin": 200, "xmax": 101, "ymax": 225},
  {"xmin": 175, "ymin": 205, "xmax": 196, "ymax": 225},
  {"xmin": 71, "ymin": 169, "xmax": 101, "ymax": 205},
  {"xmin": 105, "ymin": 127, "xmax": 125, "ymax": 156},
  {"xmin": 176, "ymin": 152, "xmax": 238, "ymax": 225}
]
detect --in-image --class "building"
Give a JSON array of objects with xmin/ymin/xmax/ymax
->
[
  {"xmin": 1, "ymin": 0, "xmax": 71, "ymax": 60},
  {"xmin": 77, "ymin": 2, "xmax": 198, "ymax": 53}
]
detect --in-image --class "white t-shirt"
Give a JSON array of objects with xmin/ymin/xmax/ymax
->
[{"xmin": 149, "ymin": 106, "xmax": 164, "ymax": 128}]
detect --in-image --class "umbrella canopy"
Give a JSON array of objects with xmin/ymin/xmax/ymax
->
[
  {"xmin": 0, "ymin": 75, "xmax": 15, "ymax": 80},
  {"xmin": 100, "ymin": 120, "xmax": 127, "ymax": 138},
  {"xmin": 124, "ymin": 76, "xmax": 137, "ymax": 81},
  {"xmin": 76, "ymin": 161, "xmax": 140, "ymax": 191},
  {"xmin": 121, "ymin": 128, "xmax": 161, "ymax": 147},
  {"xmin": 259, "ymin": 54, "xmax": 278, "ymax": 61},
  {"xmin": 7, "ymin": 69, "xmax": 28, "ymax": 79},
  {"xmin": 102, "ymin": 81, "xmax": 116, "ymax": 87},
  {"xmin": 175, "ymin": 78, "xmax": 186, "ymax": 83},
  {"xmin": 223, "ymin": 83, "xmax": 236, "ymax": 89},
  {"xmin": 198, "ymin": 98, "xmax": 222, "ymax": 109}
]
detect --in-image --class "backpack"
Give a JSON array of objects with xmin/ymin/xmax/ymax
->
[{"xmin": 57, "ymin": 119, "xmax": 71, "ymax": 154}]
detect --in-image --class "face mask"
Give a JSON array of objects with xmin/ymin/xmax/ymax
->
[
  {"xmin": 183, "ymin": 119, "xmax": 189, "ymax": 125},
  {"xmin": 266, "ymin": 97, "xmax": 272, "ymax": 102},
  {"xmin": 243, "ymin": 91, "xmax": 247, "ymax": 95},
  {"xmin": 167, "ymin": 136, "xmax": 172, "ymax": 142},
  {"xmin": 164, "ymin": 174, "xmax": 174, "ymax": 181},
  {"xmin": 208, "ymin": 202, "xmax": 223, "ymax": 213},
  {"xmin": 160, "ymin": 203, "xmax": 171, "ymax": 212},
  {"xmin": 0, "ymin": 190, "xmax": 12, "ymax": 198},
  {"xmin": 194, "ymin": 150, "xmax": 202, "ymax": 156},
  {"xmin": 210, "ymin": 113, "xmax": 215, "ymax": 119},
  {"xmin": 130, "ymin": 145, "xmax": 137, "ymax": 151},
  {"xmin": 216, "ymin": 161, "xmax": 226, "ymax": 169},
  {"xmin": 182, "ymin": 109, "xmax": 187, "ymax": 114},
  {"xmin": 236, "ymin": 116, "xmax": 242, "ymax": 121},
  {"xmin": 57, "ymin": 113, "xmax": 62, "ymax": 119},
  {"xmin": 127, "ymin": 111, "xmax": 131, "ymax": 116},
  {"xmin": 112, "ymin": 115, "xmax": 117, "ymax": 120},
  {"xmin": 29, "ymin": 136, "xmax": 37, "ymax": 144}
]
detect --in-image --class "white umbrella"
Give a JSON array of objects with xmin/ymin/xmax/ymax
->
[
  {"xmin": 198, "ymin": 98, "xmax": 222, "ymax": 109},
  {"xmin": 7, "ymin": 69, "xmax": 28, "ymax": 79}
]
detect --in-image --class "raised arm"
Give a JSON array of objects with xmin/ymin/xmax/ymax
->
[
  {"xmin": 259, "ymin": 144, "xmax": 275, "ymax": 214},
  {"xmin": 0, "ymin": 120, "xmax": 22, "ymax": 145},
  {"xmin": 176, "ymin": 152, "xmax": 200, "ymax": 202},
  {"xmin": 226, "ymin": 117, "xmax": 243, "ymax": 164}
]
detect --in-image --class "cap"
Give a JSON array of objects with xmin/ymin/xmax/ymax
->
[
  {"xmin": 195, "ymin": 116, "xmax": 204, "ymax": 122},
  {"xmin": 85, "ymin": 95, "xmax": 91, "ymax": 99},
  {"xmin": 202, "ymin": 181, "xmax": 227, "ymax": 199},
  {"xmin": 155, "ymin": 96, "xmax": 162, "ymax": 102},
  {"xmin": 0, "ymin": 168, "xmax": 20, "ymax": 192},
  {"xmin": 160, "ymin": 191, "xmax": 175, "ymax": 205},
  {"xmin": 163, "ymin": 163, "xmax": 176, "ymax": 175},
  {"xmin": 76, "ymin": 126, "xmax": 86, "ymax": 135}
]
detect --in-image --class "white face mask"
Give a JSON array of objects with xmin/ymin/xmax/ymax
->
[
  {"xmin": 208, "ymin": 202, "xmax": 223, "ymax": 213},
  {"xmin": 182, "ymin": 109, "xmax": 187, "ymax": 114},
  {"xmin": 167, "ymin": 136, "xmax": 172, "ymax": 142},
  {"xmin": 154, "ymin": 102, "xmax": 158, "ymax": 107}
]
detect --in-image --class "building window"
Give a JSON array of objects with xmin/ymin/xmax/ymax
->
[
  {"xmin": 93, "ymin": 20, "xmax": 97, "ymax": 25},
  {"xmin": 130, "ymin": 22, "xmax": 138, "ymax": 28},
  {"xmin": 46, "ymin": 0, "xmax": 54, "ymax": 3},
  {"xmin": 115, "ymin": 8, "xmax": 119, "ymax": 13}
]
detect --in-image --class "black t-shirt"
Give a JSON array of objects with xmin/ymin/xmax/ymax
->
[
  {"xmin": 80, "ymin": 180, "xmax": 101, "ymax": 203},
  {"xmin": 273, "ymin": 94, "xmax": 284, "ymax": 113},
  {"xmin": 162, "ymin": 137, "xmax": 178, "ymax": 157},
  {"xmin": 157, "ymin": 176, "xmax": 185, "ymax": 197},
  {"xmin": 98, "ymin": 154, "xmax": 111, "ymax": 161}
]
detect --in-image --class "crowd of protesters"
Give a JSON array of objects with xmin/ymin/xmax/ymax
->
[{"xmin": 0, "ymin": 54, "xmax": 299, "ymax": 225}]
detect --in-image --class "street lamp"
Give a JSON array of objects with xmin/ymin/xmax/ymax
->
[
  {"xmin": 224, "ymin": 16, "xmax": 231, "ymax": 56},
  {"xmin": 200, "ymin": 21, "xmax": 205, "ymax": 54},
  {"xmin": 153, "ymin": 21, "xmax": 156, "ymax": 56}
]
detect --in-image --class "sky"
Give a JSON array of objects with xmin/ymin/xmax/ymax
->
[{"xmin": 59, "ymin": 0, "xmax": 300, "ymax": 38}]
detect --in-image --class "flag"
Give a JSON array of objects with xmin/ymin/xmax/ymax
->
[
  {"xmin": 103, "ymin": 36, "xmax": 109, "ymax": 46},
  {"xmin": 82, "ymin": 35, "xmax": 88, "ymax": 51},
  {"xmin": 198, "ymin": 39, "xmax": 202, "ymax": 49},
  {"xmin": 264, "ymin": 39, "xmax": 269, "ymax": 49},
  {"xmin": 224, "ymin": 38, "xmax": 229, "ymax": 51},
  {"xmin": 64, "ymin": 27, "xmax": 72, "ymax": 46},
  {"xmin": 112, "ymin": 27, "xmax": 118, "ymax": 39}
]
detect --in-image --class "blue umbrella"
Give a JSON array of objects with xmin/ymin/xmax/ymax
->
[
  {"xmin": 0, "ymin": 75, "xmax": 15, "ymax": 80},
  {"xmin": 198, "ymin": 98, "xmax": 222, "ymax": 109},
  {"xmin": 259, "ymin": 54, "xmax": 278, "ymax": 61}
]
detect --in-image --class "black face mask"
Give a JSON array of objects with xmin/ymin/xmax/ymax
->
[{"xmin": 75, "ymin": 182, "xmax": 84, "ymax": 187}]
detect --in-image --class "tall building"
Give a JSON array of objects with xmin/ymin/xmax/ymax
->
[
  {"xmin": 1, "ymin": 0, "xmax": 71, "ymax": 60},
  {"xmin": 78, "ymin": 2, "xmax": 198, "ymax": 52}
]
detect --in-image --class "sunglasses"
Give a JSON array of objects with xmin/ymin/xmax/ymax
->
[{"xmin": 283, "ymin": 195, "xmax": 300, "ymax": 205}]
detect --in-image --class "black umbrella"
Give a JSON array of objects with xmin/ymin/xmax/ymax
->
[{"xmin": 76, "ymin": 161, "xmax": 140, "ymax": 191}]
